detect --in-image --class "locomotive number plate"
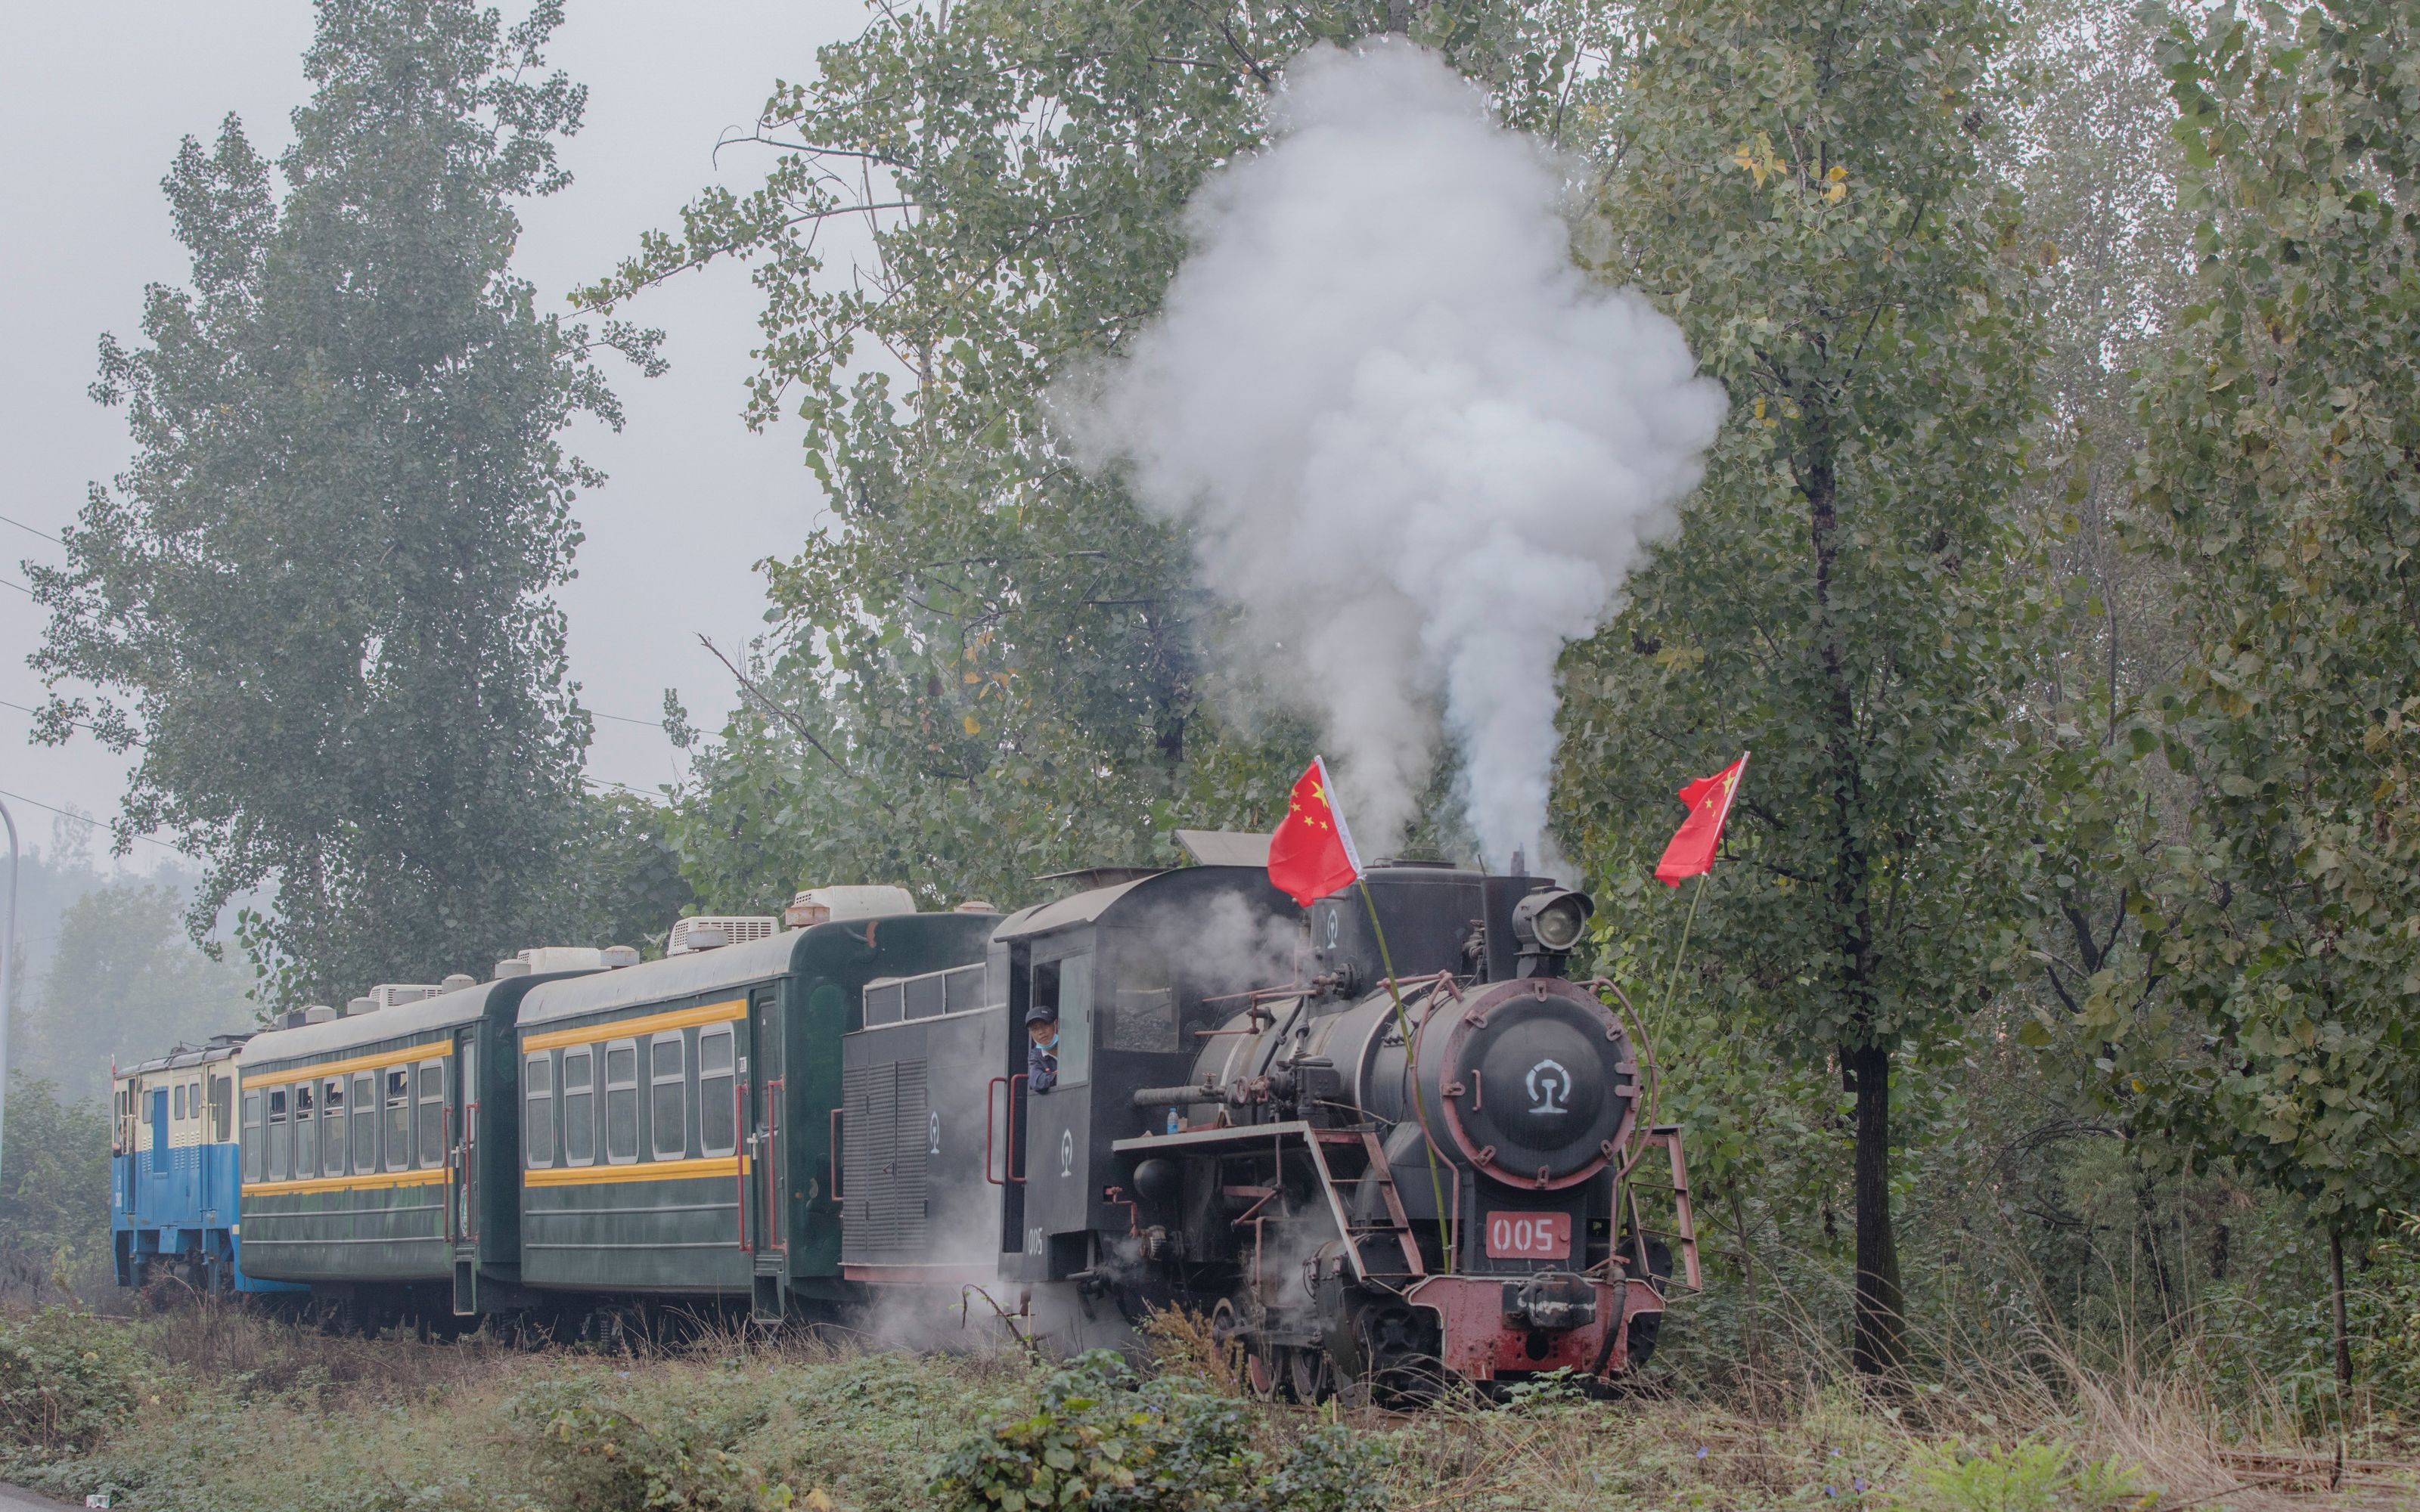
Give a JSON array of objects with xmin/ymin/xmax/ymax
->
[{"xmin": 1484, "ymin": 1211, "xmax": 1571, "ymax": 1260}]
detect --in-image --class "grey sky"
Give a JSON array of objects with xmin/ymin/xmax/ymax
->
[{"xmin": 1, "ymin": 0, "xmax": 871, "ymax": 866}]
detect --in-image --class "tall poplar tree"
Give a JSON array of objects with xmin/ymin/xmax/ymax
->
[
  {"xmin": 2117, "ymin": 0, "xmax": 2420, "ymax": 1387},
  {"xmin": 28, "ymin": 0, "xmax": 659, "ymax": 1007},
  {"xmin": 1559, "ymin": 0, "xmax": 2044, "ymax": 1374}
]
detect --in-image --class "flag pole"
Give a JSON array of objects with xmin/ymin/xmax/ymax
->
[
  {"xmin": 1355, "ymin": 878, "xmax": 1455, "ymax": 1275},
  {"xmin": 1653, "ymin": 872, "xmax": 1708, "ymax": 1040}
]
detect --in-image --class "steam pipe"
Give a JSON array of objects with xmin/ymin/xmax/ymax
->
[{"xmin": 1131, "ymin": 1084, "xmax": 1220, "ymax": 1108}]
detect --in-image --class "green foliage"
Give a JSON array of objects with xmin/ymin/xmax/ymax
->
[
  {"xmin": 2111, "ymin": 0, "xmax": 2420, "ymax": 1229},
  {"xmin": 0, "ymin": 1077, "xmax": 113, "ymax": 1295},
  {"xmin": 0, "ymin": 1308, "xmax": 147, "ymax": 1456},
  {"xmin": 1559, "ymin": 0, "xmax": 2046, "ymax": 1370},
  {"xmin": 588, "ymin": 0, "xmax": 1637, "ymax": 912},
  {"xmin": 28, "ymin": 0, "xmax": 661, "ymax": 1009},
  {"xmin": 515, "ymin": 1371, "xmax": 788, "ymax": 1512},
  {"xmin": 929, "ymin": 1350, "xmax": 1388, "ymax": 1512},
  {"xmin": 1893, "ymin": 1436, "xmax": 2140, "ymax": 1512}
]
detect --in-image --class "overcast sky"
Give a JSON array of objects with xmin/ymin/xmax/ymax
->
[{"xmin": 0, "ymin": 0, "xmax": 875, "ymax": 868}]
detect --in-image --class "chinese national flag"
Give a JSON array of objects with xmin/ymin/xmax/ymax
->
[
  {"xmin": 1654, "ymin": 752, "xmax": 1749, "ymax": 887},
  {"xmin": 1267, "ymin": 756, "xmax": 1365, "ymax": 906}
]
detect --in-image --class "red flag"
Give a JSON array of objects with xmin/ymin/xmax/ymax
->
[
  {"xmin": 1654, "ymin": 752, "xmax": 1749, "ymax": 887},
  {"xmin": 1267, "ymin": 756, "xmax": 1365, "ymax": 906}
]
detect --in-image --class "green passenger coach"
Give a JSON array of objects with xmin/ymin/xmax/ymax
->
[
  {"xmin": 237, "ymin": 958, "xmax": 607, "ymax": 1331},
  {"xmin": 513, "ymin": 904, "xmax": 997, "ymax": 1323}
]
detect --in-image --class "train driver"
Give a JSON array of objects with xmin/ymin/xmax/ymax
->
[{"xmin": 1025, "ymin": 1002, "xmax": 1060, "ymax": 1093}]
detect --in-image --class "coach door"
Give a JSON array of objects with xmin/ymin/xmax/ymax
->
[
  {"xmin": 747, "ymin": 986, "xmax": 786, "ymax": 1321},
  {"xmin": 451, "ymin": 1028, "xmax": 479, "ymax": 1316}
]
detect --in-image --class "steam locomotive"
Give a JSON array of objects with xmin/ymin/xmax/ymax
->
[{"xmin": 110, "ymin": 838, "xmax": 1697, "ymax": 1400}]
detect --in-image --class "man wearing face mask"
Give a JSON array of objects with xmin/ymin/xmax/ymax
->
[{"xmin": 1025, "ymin": 1003, "xmax": 1060, "ymax": 1093}]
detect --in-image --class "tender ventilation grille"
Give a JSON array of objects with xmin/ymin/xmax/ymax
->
[{"xmin": 840, "ymin": 1059, "xmax": 930, "ymax": 1259}]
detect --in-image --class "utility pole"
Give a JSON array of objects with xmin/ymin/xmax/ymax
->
[{"xmin": 0, "ymin": 796, "xmax": 17, "ymax": 1184}]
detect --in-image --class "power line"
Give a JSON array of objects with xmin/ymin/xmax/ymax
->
[
  {"xmin": 2, "ymin": 578, "xmax": 30, "ymax": 597},
  {"xmin": 0, "ymin": 697, "xmax": 132, "ymax": 745},
  {"xmin": 0, "ymin": 513, "xmax": 60, "ymax": 547},
  {"xmin": 0, "ymin": 787, "xmax": 182, "ymax": 854}
]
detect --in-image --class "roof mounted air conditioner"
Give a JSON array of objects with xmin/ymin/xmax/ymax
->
[{"xmin": 669, "ymin": 916, "xmax": 777, "ymax": 955}]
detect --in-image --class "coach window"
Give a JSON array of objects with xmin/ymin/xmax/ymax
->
[
  {"xmin": 699, "ymin": 1027, "xmax": 736, "ymax": 1157},
  {"xmin": 417, "ymin": 1060, "xmax": 445, "ymax": 1167},
  {"xmin": 525, "ymin": 1052, "xmax": 556, "ymax": 1167},
  {"xmin": 174, "ymin": 1083, "xmax": 186, "ymax": 1121},
  {"xmin": 321, "ymin": 1078, "xmax": 347, "ymax": 1175},
  {"xmin": 210, "ymin": 1074, "xmax": 232, "ymax": 1142},
  {"xmin": 292, "ymin": 1083, "xmax": 317, "ymax": 1179},
  {"xmin": 266, "ymin": 1089, "xmax": 289, "ymax": 1182},
  {"xmin": 383, "ymin": 1068, "xmax": 412, "ymax": 1172},
  {"xmin": 188, "ymin": 1080, "xmax": 200, "ymax": 1126},
  {"xmin": 241, "ymin": 1090, "xmax": 263, "ymax": 1182},
  {"xmin": 650, "ymin": 1033, "xmax": 686, "ymax": 1160},
  {"xmin": 351, "ymin": 1073, "xmax": 377, "ymax": 1173},
  {"xmin": 604, "ymin": 1040, "xmax": 639, "ymax": 1163},
  {"xmin": 562, "ymin": 1049, "xmax": 596, "ymax": 1165}
]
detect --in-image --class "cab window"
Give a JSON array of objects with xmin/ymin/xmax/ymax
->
[{"xmin": 1032, "ymin": 953, "xmax": 1094, "ymax": 1089}]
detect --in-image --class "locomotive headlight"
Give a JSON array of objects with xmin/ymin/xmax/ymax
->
[{"xmin": 1511, "ymin": 888, "xmax": 1595, "ymax": 953}]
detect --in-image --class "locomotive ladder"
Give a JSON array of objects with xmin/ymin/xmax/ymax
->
[{"xmin": 1306, "ymin": 1129, "xmax": 1425, "ymax": 1279}]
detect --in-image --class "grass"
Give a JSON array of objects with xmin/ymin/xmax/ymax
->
[{"xmin": 0, "ymin": 1301, "xmax": 2409, "ymax": 1510}]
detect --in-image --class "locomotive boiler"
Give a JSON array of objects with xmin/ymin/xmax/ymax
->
[{"xmin": 1091, "ymin": 856, "xmax": 1699, "ymax": 1401}]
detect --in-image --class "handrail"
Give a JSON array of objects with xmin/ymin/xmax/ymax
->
[
  {"xmin": 1007, "ymin": 1074, "xmax": 1027, "ymax": 1185},
  {"xmin": 984, "ymin": 1077, "xmax": 1006, "ymax": 1185},
  {"xmin": 734, "ymin": 1080, "xmax": 751, "ymax": 1253}
]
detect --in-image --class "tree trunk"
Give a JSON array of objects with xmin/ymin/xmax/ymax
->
[
  {"xmin": 2330, "ymin": 1227, "xmax": 2352, "ymax": 1391},
  {"xmin": 1845, "ymin": 1040, "xmax": 1906, "ymax": 1379}
]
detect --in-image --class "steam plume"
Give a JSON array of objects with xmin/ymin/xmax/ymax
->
[{"xmin": 1068, "ymin": 39, "xmax": 1725, "ymax": 863}]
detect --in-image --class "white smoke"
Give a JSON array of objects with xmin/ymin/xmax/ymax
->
[{"xmin": 1066, "ymin": 39, "xmax": 1726, "ymax": 864}]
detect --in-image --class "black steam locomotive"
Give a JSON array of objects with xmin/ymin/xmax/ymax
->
[{"xmin": 849, "ymin": 838, "xmax": 1699, "ymax": 1399}]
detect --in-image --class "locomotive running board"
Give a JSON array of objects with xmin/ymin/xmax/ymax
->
[{"xmin": 1115, "ymin": 1121, "xmax": 1421, "ymax": 1282}]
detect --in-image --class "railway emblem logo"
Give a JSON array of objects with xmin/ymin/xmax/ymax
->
[
  {"xmin": 1525, "ymin": 1058, "xmax": 1571, "ymax": 1116},
  {"xmin": 929, "ymin": 1111, "xmax": 941, "ymax": 1155},
  {"xmin": 1060, "ymin": 1129, "xmax": 1075, "ymax": 1177}
]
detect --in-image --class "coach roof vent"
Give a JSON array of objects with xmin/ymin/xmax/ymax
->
[
  {"xmin": 669, "ymin": 916, "xmax": 777, "ymax": 956},
  {"xmin": 600, "ymin": 945, "xmax": 640, "ymax": 968},
  {"xmin": 783, "ymin": 886, "xmax": 915, "ymax": 929},
  {"xmin": 303, "ymin": 1005, "xmax": 338, "ymax": 1024},
  {"xmin": 370, "ymin": 983, "xmax": 441, "ymax": 1009},
  {"xmin": 439, "ymin": 973, "xmax": 476, "ymax": 993},
  {"xmin": 346, "ymin": 996, "xmax": 376, "ymax": 1016},
  {"xmin": 493, "ymin": 956, "xmax": 532, "ymax": 979}
]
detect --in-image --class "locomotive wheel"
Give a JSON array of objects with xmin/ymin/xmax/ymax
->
[
  {"xmin": 1354, "ymin": 1305, "xmax": 1450, "ymax": 1410},
  {"xmin": 1207, "ymin": 1299, "xmax": 1252, "ymax": 1391},
  {"xmin": 1287, "ymin": 1345, "xmax": 1333, "ymax": 1404}
]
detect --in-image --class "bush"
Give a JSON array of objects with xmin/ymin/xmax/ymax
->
[
  {"xmin": 0, "ymin": 1306, "xmax": 147, "ymax": 1455},
  {"xmin": 929, "ymin": 1351, "xmax": 1394, "ymax": 1512},
  {"xmin": 1893, "ymin": 1436, "xmax": 2142, "ymax": 1512},
  {"xmin": 513, "ymin": 1369, "xmax": 786, "ymax": 1512}
]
